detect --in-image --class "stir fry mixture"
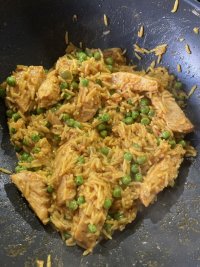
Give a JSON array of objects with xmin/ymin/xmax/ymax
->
[{"xmin": 1, "ymin": 45, "xmax": 196, "ymax": 254}]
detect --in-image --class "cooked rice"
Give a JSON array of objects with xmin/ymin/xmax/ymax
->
[
  {"xmin": 72, "ymin": 14, "xmax": 78, "ymax": 22},
  {"xmin": 135, "ymin": 52, "xmax": 142, "ymax": 60},
  {"xmin": 65, "ymin": 31, "xmax": 69, "ymax": 45},
  {"xmin": 177, "ymin": 64, "xmax": 182, "ymax": 73},
  {"xmin": 138, "ymin": 25, "xmax": 144, "ymax": 38},
  {"xmin": 188, "ymin": 85, "xmax": 197, "ymax": 98},
  {"xmin": 171, "ymin": 0, "xmax": 179, "ymax": 13},
  {"xmin": 0, "ymin": 167, "xmax": 12, "ymax": 174},
  {"xmin": 3, "ymin": 45, "xmax": 196, "ymax": 254},
  {"xmin": 103, "ymin": 14, "xmax": 108, "ymax": 26},
  {"xmin": 185, "ymin": 44, "xmax": 191, "ymax": 54},
  {"xmin": 193, "ymin": 27, "xmax": 199, "ymax": 34}
]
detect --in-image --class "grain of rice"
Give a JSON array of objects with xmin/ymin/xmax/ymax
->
[
  {"xmin": 65, "ymin": 31, "xmax": 69, "ymax": 45},
  {"xmin": 135, "ymin": 52, "xmax": 142, "ymax": 60},
  {"xmin": 171, "ymin": 0, "xmax": 179, "ymax": 13},
  {"xmin": 193, "ymin": 27, "xmax": 199, "ymax": 34},
  {"xmin": 0, "ymin": 167, "xmax": 12, "ymax": 174},
  {"xmin": 103, "ymin": 14, "xmax": 108, "ymax": 26},
  {"xmin": 36, "ymin": 260, "xmax": 44, "ymax": 267},
  {"xmin": 185, "ymin": 44, "xmax": 191, "ymax": 54},
  {"xmin": 72, "ymin": 14, "xmax": 78, "ymax": 22},
  {"xmin": 177, "ymin": 64, "xmax": 182, "ymax": 72},
  {"xmin": 179, "ymin": 38, "xmax": 185, "ymax": 42},
  {"xmin": 79, "ymin": 42, "xmax": 83, "ymax": 49},
  {"xmin": 47, "ymin": 255, "xmax": 51, "ymax": 267},
  {"xmin": 188, "ymin": 85, "xmax": 197, "ymax": 97},
  {"xmin": 103, "ymin": 30, "xmax": 110, "ymax": 36},
  {"xmin": 138, "ymin": 25, "xmax": 144, "ymax": 38}
]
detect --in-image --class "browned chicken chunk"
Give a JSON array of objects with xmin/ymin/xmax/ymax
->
[
  {"xmin": 37, "ymin": 70, "xmax": 60, "ymax": 108},
  {"xmin": 151, "ymin": 90, "xmax": 194, "ymax": 133},
  {"xmin": 73, "ymin": 177, "xmax": 111, "ymax": 250},
  {"xmin": 73, "ymin": 82, "xmax": 101, "ymax": 122},
  {"xmin": 11, "ymin": 171, "xmax": 50, "ymax": 224},
  {"xmin": 139, "ymin": 145, "xmax": 185, "ymax": 207},
  {"xmin": 112, "ymin": 72, "xmax": 160, "ymax": 92},
  {"xmin": 56, "ymin": 175, "xmax": 76, "ymax": 206},
  {"xmin": 6, "ymin": 66, "xmax": 45, "ymax": 113}
]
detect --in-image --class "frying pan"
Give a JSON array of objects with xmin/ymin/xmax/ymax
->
[{"xmin": 0, "ymin": 0, "xmax": 200, "ymax": 266}]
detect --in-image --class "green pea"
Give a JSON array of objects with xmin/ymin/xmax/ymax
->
[
  {"xmin": 71, "ymin": 81, "xmax": 79, "ymax": 90},
  {"xmin": 61, "ymin": 113, "xmax": 71, "ymax": 122},
  {"xmin": 22, "ymin": 138, "xmax": 29, "ymax": 146},
  {"xmin": 161, "ymin": 130, "xmax": 171, "ymax": 140},
  {"xmin": 127, "ymin": 99, "xmax": 133, "ymax": 105},
  {"xmin": 140, "ymin": 106, "xmax": 150, "ymax": 114},
  {"xmin": 74, "ymin": 121, "xmax": 82, "ymax": 129},
  {"xmin": 85, "ymin": 49, "xmax": 93, "ymax": 57},
  {"xmin": 77, "ymin": 196, "xmax": 85, "ymax": 205},
  {"xmin": 125, "ymin": 111, "xmax": 132, "ymax": 118},
  {"xmin": 107, "ymin": 65, "xmax": 113, "ymax": 72},
  {"xmin": 112, "ymin": 186, "xmax": 122, "ymax": 198},
  {"xmin": 105, "ymin": 57, "xmax": 114, "ymax": 65},
  {"xmin": 10, "ymin": 127, "xmax": 16, "ymax": 135},
  {"xmin": 14, "ymin": 145, "xmax": 21, "ymax": 152},
  {"xmin": 100, "ymin": 130, "xmax": 108, "ymax": 138},
  {"xmin": 77, "ymin": 156, "xmax": 85, "ymax": 164},
  {"xmin": 132, "ymin": 143, "xmax": 141, "ymax": 150},
  {"xmin": 136, "ymin": 155, "xmax": 147, "ymax": 165},
  {"xmin": 148, "ymin": 109, "xmax": 155, "ymax": 117},
  {"xmin": 121, "ymin": 175, "xmax": 132, "ymax": 186},
  {"xmin": 135, "ymin": 173, "xmax": 143, "ymax": 182},
  {"xmin": 94, "ymin": 51, "xmax": 101, "ymax": 60},
  {"xmin": 77, "ymin": 51, "xmax": 87, "ymax": 62},
  {"xmin": 67, "ymin": 118, "xmax": 75, "ymax": 127},
  {"xmin": 97, "ymin": 123, "xmax": 107, "ymax": 131},
  {"xmin": 53, "ymin": 134, "xmax": 61, "ymax": 142},
  {"xmin": 60, "ymin": 82, "xmax": 69, "ymax": 90},
  {"xmin": 63, "ymin": 232, "xmax": 71, "ymax": 240},
  {"xmin": 174, "ymin": 81, "xmax": 182, "ymax": 90},
  {"xmin": 20, "ymin": 152, "xmax": 30, "ymax": 161},
  {"xmin": 100, "ymin": 147, "xmax": 109, "ymax": 156},
  {"xmin": 80, "ymin": 78, "xmax": 89, "ymax": 87},
  {"xmin": 109, "ymin": 89, "xmax": 116, "ymax": 95},
  {"xmin": 12, "ymin": 113, "xmax": 21, "ymax": 122},
  {"xmin": 104, "ymin": 198, "xmax": 112, "ymax": 209},
  {"xmin": 124, "ymin": 152, "xmax": 133, "ymax": 161},
  {"xmin": 104, "ymin": 223, "xmax": 112, "ymax": 232},
  {"xmin": 169, "ymin": 140, "xmax": 176, "ymax": 148},
  {"xmin": 7, "ymin": 76, "xmax": 16, "ymax": 86},
  {"xmin": 31, "ymin": 134, "xmax": 40, "ymax": 142},
  {"xmin": 60, "ymin": 70, "xmax": 72, "ymax": 80},
  {"xmin": 132, "ymin": 110, "xmax": 139, "ymax": 119},
  {"xmin": 96, "ymin": 79, "xmax": 103, "ymax": 87},
  {"xmin": 100, "ymin": 113, "xmax": 110, "ymax": 122},
  {"xmin": 113, "ymin": 212, "xmax": 124, "ymax": 220},
  {"xmin": 45, "ymin": 121, "xmax": 52, "ymax": 129},
  {"xmin": 179, "ymin": 140, "xmax": 186, "ymax": 148},
  {"xmin": 131, "ymin": 164, "xmax": 139, "ymax": 174},
  {"xmin": 68, "ymin": 200, "xmax": 78, "ymax": 211},
  {"xmin": 0, "ymin": 87, "xmax": 6, "ymax": 98},
  {"xmin": 44, "ymin": 69, "xmax": 49, "ymax": 74},
  {"xmin": 141, "ymin": 117, "xmax": 150, "ymax": 125},
  {"xmin": 75, "ymin": 175, "xmax": 84, "ymax": 186},
  {"xmin": 123, "ymin": 117, "xmax": 133, "ymax": 125},
  {"xmin": 63, "ymin": 92, "xmax": 72, "ymax": 100},
  {"xmin": 32, "ymin": 147, "xmax": 41, "ymax": 153},
  {"xmin": 15, "ymin": 165, "xmax": 27, "ymax": 173},
  {"xmin": 88, "ymin": 224, "xmax": 97, "ymax": 233},
  {"xmin": 6, "ymin": 110, "xmax": 14, "ymax": 118},
  {"xmin": 36, "ymin": 107, "xmax": 45, "ymax": 115},
  {"xmin": 140, "ymin": 97, "xmax": 150, "ymax": 106},
  {"xmin": 47, "ymin": 185, "xmax": 53, "ymax": 193}
]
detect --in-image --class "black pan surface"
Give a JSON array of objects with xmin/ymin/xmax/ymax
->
[{"xmin": 0, "ymin": 0, "xmax": 200, "ymax": 266}]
